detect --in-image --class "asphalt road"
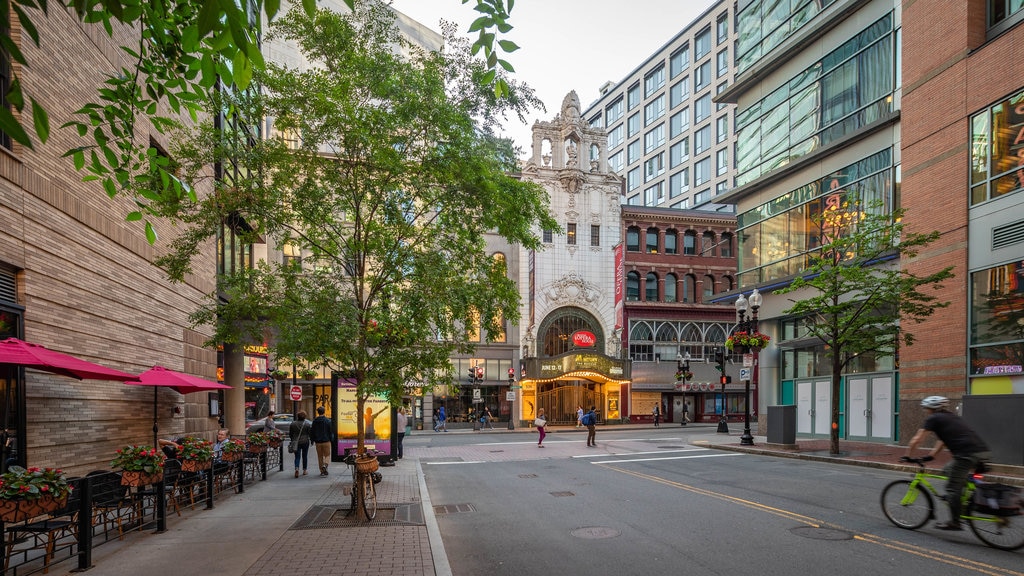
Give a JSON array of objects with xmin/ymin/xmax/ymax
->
[{"xmin": 412, "ymin": 428, "xmax": 1024, "ymax": 576}]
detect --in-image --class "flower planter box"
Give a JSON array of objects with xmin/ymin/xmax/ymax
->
[
  {"xmin": 120, "ymin": 471, "xmax": 164, "ymax": 487},
  {"xmin": 0, "ymin": 494, "xmax": 68, "ymax": 523},
  {"xmin": 221, "ymin": 451, "xmax": 243, "ymax": 463},
  {"xmin": 246, "ymin": 445, "xmax": 268, "ymax": 454},
  {"xmin": 181, "ymin": 459, "xmax": 212, "ymax": 473}
]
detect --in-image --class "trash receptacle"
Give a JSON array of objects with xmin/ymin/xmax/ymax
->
[{"xmin": 767, "ymin": 405, "xmax": 796, "ymax": 446}]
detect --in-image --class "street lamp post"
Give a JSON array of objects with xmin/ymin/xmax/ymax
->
[
  {"xmin": 507, "ymin": 367, "xmax": 515, "ymax": 430},
  {"xmin": 736, "ymin": 288, "xmax": 762, "ymax": 446},
  {"xmin": 676, "ymin": 352, "xmax": 690, "ymax": 426}
]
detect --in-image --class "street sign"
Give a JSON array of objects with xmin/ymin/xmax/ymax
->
[
  {"xmin": 289, "ymin": 385, "xmax": 303, "ymax": 401},
  {"xmin": 743, "ymin": 354, "xmax": 753, "ymax": 367},
  {"xmin": 472, "ymin": 388, "xmax": 481, "ymax": 400},
  {"xmin": 506, "ymin": 391, "xmax": 516, "ymax": 401},
  {"xmin": 739, "ymin": 368, "xmax": 751, "ymax": 381}
]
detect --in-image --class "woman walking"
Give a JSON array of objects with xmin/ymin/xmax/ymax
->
[
  {"xmin": 536, "ymin": 408, "xmax": 547, "ymax": 447},
  {"xmin": 289, "ymin": 410, "xmax": 312, "ymax": 477}
]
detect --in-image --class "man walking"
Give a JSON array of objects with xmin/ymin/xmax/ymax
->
[
  {"xmin": 583, "ymin": 406, "xmax": 597, "ymax": 447},
  {"xmin": 310, "ymin": 406, "xmax": 333, "ymax": 476},
  {"xmin": 395, "ymin": 407, "xmax": 408, "ymax": 459}
]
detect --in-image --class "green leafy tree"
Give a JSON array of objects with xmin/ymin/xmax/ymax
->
[
  {"xmin": 2, "ymin": 0, "xmax": 518, "ymax": 243},
  {"xmin": 774, "ymin": 200, "xmax": 954, "ymax": 455},
  {"xmin": 161, "ymin": 3, "xmax": 556, "ymax": 457}
]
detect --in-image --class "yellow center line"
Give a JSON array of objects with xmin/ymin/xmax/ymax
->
[{"xmin": 601, "ymin": 464, "xmax": 1024, "ymax": 576}]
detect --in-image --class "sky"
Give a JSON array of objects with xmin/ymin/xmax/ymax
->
[{"xmin": 388, "ymin": 0, "xmax": 717, "ymax": 156}]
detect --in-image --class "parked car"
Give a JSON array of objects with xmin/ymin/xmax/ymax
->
[{"xmin": 245, "ymin": 413, "xmax": 294, "ymax": 434}]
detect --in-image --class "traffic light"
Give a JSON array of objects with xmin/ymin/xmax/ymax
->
[
  {"xmin": 719, "ymin": 375, "xmax": 732, "ymax": 385},
  {"xmin": 507, "ymin": 367, "xmax": 515, "ymax": 383},
  {"xmin": 713, "ymin": 348, "xmax": 725, "ymax": 373},
  {"xmin": 475, "ymin": 366, "xmax": 484, "ymax": 380},
  {"xmin": 262, "ymin": 386, "xmax": 269, "ymax": 394},
  {"xmin": 468, "ymin": 367, "xmax": 476, "ymax": 383}
]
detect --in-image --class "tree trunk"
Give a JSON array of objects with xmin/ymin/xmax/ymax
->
[{"xmin": 830, "ymin": 353, "xmax": 842, "ymax": 455}]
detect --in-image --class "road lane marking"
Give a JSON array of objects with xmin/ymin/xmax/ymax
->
[
  {"xmin": 572, "ymin": 448, "xmax": 710, "ymax": 459},
  {"xmin": 591, "ymin": 453, "xmax": 743, "ymax": 464},
  {"xmin": 607, "ymin": 465, "xmax": 1023, "ymax": 576},
  {"xmin": 472, "ymin": 437, "xmax": 685, "ymax": 446}
]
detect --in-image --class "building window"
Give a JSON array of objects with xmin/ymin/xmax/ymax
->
[
  {"xmin": 626, "ymin": 226, "xmax": 641, "ymax": 251},
  {"xmin": 970, "ymin": 85, "xmax": 1024, "ymax": 205},
  {"xmin": 695, "ymin": 27, "xmax": 711, "ymax": 60},
  {"xmin": 670, "ymin": 79, "xmax": 690, "ymax": 109},
  {"xmin": 644, "ymin": 182, "xmax": 664, "ymax": 206},
  {"xmin": 717, "ymin": 82, "xmax": 729, "ymax": 110},
  {"xmin": 665, "ymin": 229, "xmax": 678, "ymax": 254},
  {"xmin": 670, "ymin": 44, "xmax": 690, "ymax": 78},
  {"xmin": 717, "ymin": 148, "xmax": 728, "ymax": 175},
  {"xmin": 670, "ymin": 108, "xmax": 690, "ymax": 139},
  {"xmin": 694, "ymin": 188, "xmax": 710, "ymax": 204},
  {"xmin": 720, "ymin": 233, "xmax": 733, "ymax": 257},
  {"xmin": 969, "ymin": 262, "xmax": 1024, "ymax": 379},
  {"xmin": 694, "ymin": 61, "xmax": 711, "ymax": 93},
  {"xmin": 589, "ymin": 114, "xmax": 603, "ymax": 129},
  {"xmin": 626, "ymin": 271, "xmax": 641, "ymax": 301},
  {"xmin": 608, "ymin": 124, "xmax": 624, "ymax": 149},
  {"xmin": 627, "ymin": 167, "xmax": 641, "ymax": 191},
  {"xmin": 694, "ymin": 93, "xmax": 711, "ymax": 124},
  {"xmin": 628, "ymin": 113, "xmax": 641, "ymax": 137},
  {"xmin": 683, "ymin": 274, "xmax": 696, "ymax": 302},
  {"xmin": 644, "ymin": 96, "xmax": 665, "ymax": 126},
  {"xmin": 646, "ymin": 227, "xmax": 659, "ymax": 253},
  {"xmin": 670, "ymin": 139, "xmax": 690, "ymax": 167},
  {"xmin": 628, "ymin": 140, "xmax": 641, "ymax": 165},
  {"xmin": 683, "ymin": 231, "xmax": 697, "ymax": 255},
  {"xmin": 716, "ymin": 181, "xmax": 729, "ymax": 196},
  {"xmin": 591, "ymin": 225, "xmax": 600, "ymax": 247},
  {"xmin": 282, "ymin": 242, "xmax": 303, "ymax": 269},
  {"xmin": 543, "ymin": 229, "xmax": 553, "ymax": 243},
  {"xmin": 717, "ymin": 12, "xmax": 729, "ymax": 44},
  {"xmin": 645, "ymin": 272, "xmax": 659, "ymax": 301},
  {"xmin": 695, "ymin": 125, "xmax": 711, "ymax": 155},
  {"xmin": 717, "ymin": 49, "xmax": 729, "ymax": 77},
  {"xmin": 644, "ymin": 153, "xmax": 665, "ymax": 181},
  {"xmin": 716, "ymin": 114, "xmax": 729, "ymax": 143},
  {"xmin": 670, "ymin": 168, "xmax": 689, "ymax": 196},
  {"xmin": 566, "ymin": 223, "xmax": 576, "ymax": 245},
  {"xmin": 627, "ymin": 83, "xmax": 641, "ymax": 110},
  {"xmin": 609, "ymin": 150, "xmax": 624, "ymax": 172},
  {"xmin": 702, "ymin": 231, "xmax": 715, "ymax": 255},
  {"xmin": 644, "ymin": 124, "xmax": 665, "ymax": 153},
  {"xmin": 606, "ymin": 98, "xmax": 624, "ymax": 123},
  {"xmin": 703, "ymin": 275, "xmax": 715, "ymax": 299},
  {"xmin": 645, "ymin": 65, "xmax": 665, "ymax": 97},
  {"xmin": 665, "ymin": 273, "xmax": 678, "ymax": 302},
  {"xmin": 673, "ymin": 198, "xmax": 691, "ymax": 210},
  {"xmin": 989, "ymin": 0, "xmax": 1024, "ymax": 29}
]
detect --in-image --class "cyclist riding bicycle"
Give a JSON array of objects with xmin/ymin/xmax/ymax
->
[{"xmin": 904, "ymin": 395, "xmax": 992, "ymax": 531}]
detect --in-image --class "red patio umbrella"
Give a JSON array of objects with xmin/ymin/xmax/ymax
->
[
  {"xmin": 125, "ymin": 366, "xmax": 232, "ymax": 447},
  {"xmin": 0, "ymin": 337, "xmax": 137, "ymax": 381}
]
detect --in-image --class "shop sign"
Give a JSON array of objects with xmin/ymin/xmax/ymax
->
[{"xmin": 572, "ymin": 330, "xmax": 596, "ymax": 347}]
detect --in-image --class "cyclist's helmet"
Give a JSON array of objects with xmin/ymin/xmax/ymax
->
[{"xmin": 920, "ymin": 396, "xmax": 949, "ymax": 410}]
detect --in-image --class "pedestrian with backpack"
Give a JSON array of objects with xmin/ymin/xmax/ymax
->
[{"xmin": 583, "ymin": 406, "xmax": 597, "ymax": 447}]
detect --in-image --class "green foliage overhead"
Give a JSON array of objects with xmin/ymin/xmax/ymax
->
[
  {"xmin": 774, "ymin": 200, "xmax": 954, "ymax": 455},
  {"xmin": 167, "ymin": 3, "xmax": 556, "ymax": 451},
  {"xmin": 1, "ymin": 0, "xmax": 518, "ymax": 243}
]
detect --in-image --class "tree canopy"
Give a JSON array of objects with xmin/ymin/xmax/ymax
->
[
  {"xmin": 160, "ymin": 2, "xmax": 557, "ymax": 451},
  {"xmin": 774, "ymin": 200, "xmax": 954, "ymax": 455},
  {"xmin": 2, "ymin": 0, "xmax": 518, "ymax": 243}
]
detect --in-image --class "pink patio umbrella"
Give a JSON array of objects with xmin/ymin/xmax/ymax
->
[
  {"xmin": 0, "ymin": 337, "xmax": 137, "ymax": 381},
  {"xmin": 126, "ymin": 366, "xmax": 232, "ymax": 447}
]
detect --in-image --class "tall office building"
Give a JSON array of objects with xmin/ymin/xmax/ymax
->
[
  {"xmin": 581, "ymin": 0, "xmax": 736, "ymax": 212},
  {"xmin": 717, "ymin": 0, "xmax": 903, "ymax": 441}
]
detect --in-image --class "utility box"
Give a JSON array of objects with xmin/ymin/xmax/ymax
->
[
  {"xmin": 962, "ymin": 394, "xmax": 1024, "ymax": 466},
  {"xmin": 767, "ymin": 405, "xmax": 797, "ymax": 448}
]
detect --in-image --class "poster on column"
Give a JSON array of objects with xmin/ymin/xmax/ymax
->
[{"xmin": 334, "ymin": 378, "xmax": 393, "ymax": 458}]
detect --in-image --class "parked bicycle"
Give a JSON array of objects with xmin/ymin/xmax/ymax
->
[
  {"xmin": 880, "ymin": 456, "xmax": 1024, "ymax": 550},
  {"xmin": 343, "ymin": 449, "xmax": 383, "ymax": 520}
]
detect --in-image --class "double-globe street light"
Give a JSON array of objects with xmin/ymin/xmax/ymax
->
[
  {"xmin": 675, "ymin": 352, "xmax": 691, "ymax": 426},
  {"xmin": 735, "ymin": 288, "xmax": 763, "ymax": 446}
]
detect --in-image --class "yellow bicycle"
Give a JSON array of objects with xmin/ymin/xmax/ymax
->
[{"xmin": 880, "ymin": 457, "xmax": 1024, "ymax": 550}]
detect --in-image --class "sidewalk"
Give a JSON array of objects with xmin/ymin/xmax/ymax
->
[{"xmin": 79, "ymin": 424, "xmax": 1023, "ymax": 576}]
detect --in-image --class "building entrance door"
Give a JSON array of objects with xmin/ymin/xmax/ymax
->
[
  {"xmin": 796, "ymin": 379, "xmax": 831, "ymax": 437},
  {"xmin": 847, "ymin": 374, "xmax": 894, "ymax": 442}
]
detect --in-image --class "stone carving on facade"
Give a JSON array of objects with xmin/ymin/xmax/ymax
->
[
  {"xmin": 541, "ymin": 271, "xmax": 602, "ymax": 307},
  {"xmin": 559, "ymin": 170, "xmax": 585, "ymax": 194}
]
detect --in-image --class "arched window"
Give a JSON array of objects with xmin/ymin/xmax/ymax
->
[
  {"xmin": 703, "ymin": 275, "xmax": 715, "ymax": 300},
  {"xmin": 664, "ymin": 273, "xmax": 677, "ymax": 302},
  {"xmin": 684, "ymin": 274, "xmax": 697, "ymax": 303},
  {"xmin": 646, "ymin": 227, "xmax": 659, "ymax": 253},
  {"xmin": 539, "ymin": 307, "xmax": 605, "ymax": 357},
  {"xmin": 626, "ymin": 227, "xmax": 641, "ymax": 252},
  {"xmin": 645, "ymin": 272, "xmax": 659, "ymax": 301},
  {"xmin": 664, "ymin": 229, "xmax": 678, "ymax": 254},
  {"xmin": 683, "ymin": 231, "xmax": 697, "ymax": 255},
  {"xmin": 721, "ymin": 275, "xmax": 734, "ymax": 292},
  {"xmin": 626, "ymin": 271, "xmax": 641, "ymax": 301},
  {"xmin": 702, "ymin": 231, "xmax": 715, "ymax": 256},
  {"xmin": 720, "ymin": 233, "xmax": 733, "ymax": 257}
]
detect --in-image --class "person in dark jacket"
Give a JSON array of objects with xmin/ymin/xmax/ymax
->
[
  {"xmin": 905, "ymin": 396, "xmax": 991, "ymax": 530},
  {"xmin": 310, "ymin": 406, "xmax": 333, "ymax": 476}
]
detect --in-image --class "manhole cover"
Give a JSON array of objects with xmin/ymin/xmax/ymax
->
[
  {"xmin": 434, "ymin": 503, "xmax": 476, "ymax": 515},
  {"xmin": 570, "ymin": 526, "xmax": 620, "ymax": 539},
  {"xmin": 789, "ymin": 526, "xmax": 853, "ymax": 541}
]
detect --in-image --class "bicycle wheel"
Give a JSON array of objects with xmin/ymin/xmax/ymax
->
[
  {"xmin": 969, "ymin": 511, "xmax": 1024, "ymax": 550},
  {"xmin": 360, "ymin": 471, "xmax": 377, "ymax": 520},
  {"xmin": 881, "ymin": 480, "xmax": 933, "ymax": 529}
]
